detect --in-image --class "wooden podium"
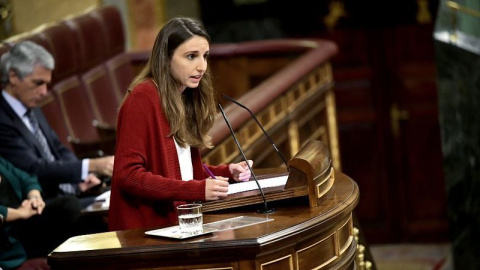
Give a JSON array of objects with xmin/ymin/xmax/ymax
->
[
  {"xmin": 48, "ymin": 140, "xmax": 360, "ymax": 270},
  {"xmin": 202, "ymin": 140, "xmax": 336, "ymax": 212}
]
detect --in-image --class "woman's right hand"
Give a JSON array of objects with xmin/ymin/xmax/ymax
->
[
  {"xmin": 8, "ymin": 200, "xmax": 38, "ymax": 221},
  {"xmin": 205, "ymin": 176, "xmax": 229, "ymax": 200},
  {"xmin": 19, "ymin": 200, "xmax": 39, "ymax": 219}
]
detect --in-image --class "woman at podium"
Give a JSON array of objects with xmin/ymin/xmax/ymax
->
[{"xmin": 109, "ymin": 17, "xmax": 252, "ymax": 231}]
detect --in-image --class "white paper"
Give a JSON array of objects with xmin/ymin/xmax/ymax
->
[
  {"xmin": 145, "ymin": 225, "xmax": 217, "ymax": 239},
  {"xmin": 93, "ymin": 190, "xmax": 111, "ymax": 208},
  {"xmin": 95, "ymin": 190, "xmax": 111, "ymax": 200},
  {"xmin": 227, "ymin": 175, "xmax": 288, "ymax": 195},
  {"xmin": 88, "ymin": 174, "xmax": 288, "ymax": 208}
]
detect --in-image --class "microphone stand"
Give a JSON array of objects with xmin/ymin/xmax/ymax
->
[
  {"xmin": 222, "ymin": 94, "xmax": 289, "ymax": 171},
  {"xmin": 218, "ymin": 104, "xmax": 276, "ymax": 214}
]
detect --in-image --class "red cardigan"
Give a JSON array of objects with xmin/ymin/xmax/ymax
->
[{"xmin": 109, "ymin": 80, "xmax": 231, "ymax": 231}]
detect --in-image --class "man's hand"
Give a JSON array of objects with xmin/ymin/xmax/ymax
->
[
  {"xmin": 79, "ymin": 173, "xmax": 102, "ymax": 193},
  {"xmin": 89, "ymin": 155, "xmax": 114, "ymax": 177}
]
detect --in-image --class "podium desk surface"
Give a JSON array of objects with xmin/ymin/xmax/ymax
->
[{"xmin": 49, "ymin": 172, "xmax": 359, "ymax": 270}]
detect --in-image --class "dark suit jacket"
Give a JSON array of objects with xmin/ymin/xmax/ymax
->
[{"xmin": 0, "ymin": 93, "xmax": 82, "ymax": 198}]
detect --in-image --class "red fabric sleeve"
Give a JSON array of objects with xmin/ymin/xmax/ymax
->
[{"xmin": 113, "ymin": 82, "xmax": 205, "ymax": 202}]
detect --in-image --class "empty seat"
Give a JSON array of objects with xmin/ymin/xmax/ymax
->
[
  {"xmin": 105, "ymin": 53, "xmax": 134, "ymax": 100},
  {"xmin": 81, "ymin": 64, "xmax": 119, "ymax": 127},
  {"xmin": 41, "ymin": 21, "xmax": 81, "ymax": 83},
  {"xmin": 53, "ymin": 75, "xmax": 115, "ymax": 157}
]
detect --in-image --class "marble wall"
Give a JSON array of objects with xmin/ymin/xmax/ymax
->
[{"xmin": 435, "ymin": 1, "xmax": 480, "ymax": 268}]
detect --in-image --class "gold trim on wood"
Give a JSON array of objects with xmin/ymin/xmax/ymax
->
[
  {"xmin": 416, "ymin": 0, "xmax": 432, "ymax": 24},
  {"xmin": 307, "ymin": 126, "xmax": 327, "ymax": 148},
  {"xmin": 192, "ymin": 267, "xmax": 233, "ymax": 270},
  {"xmin": 338, "ymin": 214, "xmax": 354, "ymax": 255},
  {"xmin": 315, "ymin": 168, "xmax": 335, "ymax": 199},
  {"xmin": 142, "ymin": 267, "xmax": 234, "ymax": 270},
  {"xmin": 260, "ymin": 254, "xmax": 293, "ymax": 270},
  {"xmin": 288, "ymin": 121, "xmax": 300, "ymax": 157},
  {"xmin": 326, "ymin": 89, "xmax": 341, "ymax": 171},
  {"xmin": 296, "ymin": 232, "xmax": 337, "ymax": 270},
  {"xmin": 324, "ymin": 0, "xmax": 347, "ymax": 30}
]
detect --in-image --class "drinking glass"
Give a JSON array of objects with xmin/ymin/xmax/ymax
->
[{"xmin": 177, "ymin": 203, "xmax": 203, "ymax": 235}]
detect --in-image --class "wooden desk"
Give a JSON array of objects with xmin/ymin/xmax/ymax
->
[{"xmin": 48, "ymin": 172, "xmax": 359, "ymax": 270}]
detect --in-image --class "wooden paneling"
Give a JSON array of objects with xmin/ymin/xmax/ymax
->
[
  {"xmin": 209, "ymin": 56, "xmax": 299, "ymax": 103},
  {"xmin": 259, "ymin": 254, "xmax": 294, "ymax": 270},
  {"xmin": 322, "ymin": 21, "xmax": 448, "ymax": 243},
  {"xmin": 203, "ymin": 64, "xmax": 340, "ymax": 172},
  {"xmin": 389, "ymin": 35, "xmax": 448, "ymax": 241},
  {"xmin": 49, "ymin": 173, "xmax": 360, "ymax": 270}
]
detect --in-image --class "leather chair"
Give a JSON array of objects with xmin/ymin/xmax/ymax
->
[
  {"xmin": 42, "ymin": 19, "xmax": 116, "ymax": 157},
  {"xmin": 66, "ymin": 12, "xmax": 108, "ymax": 73},
  {"xmin": 69, "ymin": 7, "xmax": 130, "ymax": 131},
  {"xmin": 91, "ymin": 6, "xmax": 125, "ymax": 58},
  {"xmin": 81, "ymin": 65, "xmax": 120, "ymax": 129},
  {"xmin": 105, "ymin": 54, "xmax": 134, "ymax": 101},
  {"xmin": 38, "ymin": 92, "xmax": 72, "ymax": 151},
  {"xmin": 94, "ymin": 4, "xmax": 134, "ymax": 99},
  {"xmin": 52, "ymin": 76, "xmax": 115, "ymax": 157}
]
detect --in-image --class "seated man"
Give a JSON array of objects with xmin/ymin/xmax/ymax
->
[
  {"xmin": 0, "ymin": 41, "xmax": 114, "ymax": 206},
  {"xmin": 0, "ymin": 155, "xmax": 81, "ymax": 270}
]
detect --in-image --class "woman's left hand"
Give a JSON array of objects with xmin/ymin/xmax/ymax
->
[
  {"xmin": 26, "ymin": 196, "xmax": 45, "ymax": 215},
  {"xmin": 229, "ymin": 160, "xmax": 253, "ymax": 182}
]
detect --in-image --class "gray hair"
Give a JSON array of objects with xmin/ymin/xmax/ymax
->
[{"xmin": 0, "ymin": 41, "xmax": 55, "ymax": 86}]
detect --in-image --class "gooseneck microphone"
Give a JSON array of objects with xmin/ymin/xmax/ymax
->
[
  {"xmin": 222, "ymin": 94, "xmax": 289, "ymax": 171},
  {"xmin": 218, "ymin": 104, "xmax": 276, "ymax": 214}
]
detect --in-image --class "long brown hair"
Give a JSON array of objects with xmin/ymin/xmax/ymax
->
[{"xmin": 126, "ymin": 17, "xmax": 216, "ymax": 149}]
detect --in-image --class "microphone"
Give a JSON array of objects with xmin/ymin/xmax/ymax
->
[
  {"xmin": 222, "ymin": 94, "xmax": 289, "ymax": 171},
  {"xmin": 218, "ymin": 104, "xmax": 276, "ymax": 214}
]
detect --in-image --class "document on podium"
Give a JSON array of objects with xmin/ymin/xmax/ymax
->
[
  {"xmin": 227, "ymin": 175, "xmax": 288, "ymax": 195},
  {"xmin": 94, "ymin": 190, "xmax": 111, "ymax": 206},
  {"xmin": 82, "ymin": 189, "xmax": 111, "ymax": 213}
]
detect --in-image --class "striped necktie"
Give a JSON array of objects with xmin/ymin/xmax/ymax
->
[
  {"xmin": 25, "ymin": 109, "xmax": 77, "ymax": 195},
  {"xmin": 25, "ymin": 109, "xmax": 55, "ymax": 162}
]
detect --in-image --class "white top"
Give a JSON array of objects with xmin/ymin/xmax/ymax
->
[{"xmin": 174, "ymin": 138, "xmax": 193, "ymax": 181}]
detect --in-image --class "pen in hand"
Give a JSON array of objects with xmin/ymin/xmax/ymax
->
[{"xmin": 202, "ymin": 164, "xmax": 216, "ymax": 179}]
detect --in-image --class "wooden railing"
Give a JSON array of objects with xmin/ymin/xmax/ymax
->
[{"xmin": 203, "ymin": 39, "xmax": 341, "ymax": 171}]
